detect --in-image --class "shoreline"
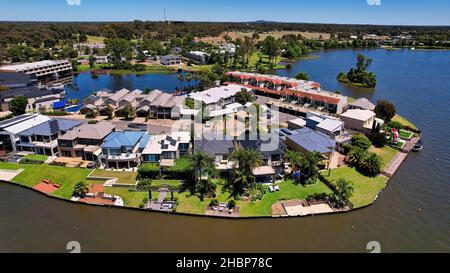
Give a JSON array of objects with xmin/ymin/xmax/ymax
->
[{"xmin": 0, "ymin": 136, "xmax": 419, "ymax": 219}]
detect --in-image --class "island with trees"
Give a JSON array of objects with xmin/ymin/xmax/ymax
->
[{"xmin": 337, "ymin": 54, "xmax": 377, "ymax": 88}]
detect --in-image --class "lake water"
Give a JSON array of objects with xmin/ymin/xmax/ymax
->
[
  {"xmin": 65, "ymin": 71, "xmax": 198, "ymax": 102},
  {"xmin": 1, "ymin": 49, "xmax": 449, "ymax": 252}
]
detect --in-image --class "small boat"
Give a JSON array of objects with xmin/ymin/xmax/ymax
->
[{"xmin": 412, "ymin": 139, "xmax": 423, "ymax": 152}]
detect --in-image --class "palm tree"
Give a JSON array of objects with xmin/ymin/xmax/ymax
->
[
  {"xmin": 335, "ymin": 178, "xmax": 354, "ymax": 206},
  {"xmin": 301, "ymin": 151, "xmax": 321, "ymax": 178},
  {"xmin": 228, "ymin": 148, "xmax": 262, "ymax": 195},
  {"xmin": 347, "ymin": 146, "xmax": 366, "ymax": 166},
  {"xmin": 361, "ymin": 153, "xmax": 382, "ymax": 176},
  {"xmin": 284, "ymin": 149, "xmax": 302, "ymax": 171},
  {"xmin": 191, "ymin": 151, "xmax": 215, "ymax": 186}
]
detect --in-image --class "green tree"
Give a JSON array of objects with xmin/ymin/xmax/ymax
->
[
  {"xmin": 295, "ymin": 72, "xmax": 309, "ymax": 81},
  {"xmin": 347, "ymin": 146, "xmax": 366, "ymax": 166},
  {"xmin": 88, "ymin": 55, "xmax": 96, "ymax": 69},
  {"xmin": 228, "ymin": 149, "xmax": 262, "ymax": 196},
  {"xmin": 9, "ymin": 96, "xmax": 28, "ymax": 115},
  {"xmin": 335, "ymin": 178, "xmax": 354, "ymax": 205},
  {"xmin": 375, "ymin": 100, "xmax": 396, "ymax": 123},
  {"xmin": 73, "ymin": 181, "xmax": 88, "ymax": 197},
  {"xmin": 191, "ymin": 151, "xmax": 217, "ymax": 199},
  {"xmin": 261, "ymin": 35, "xmax": 280, "ymax": 67},
  {"xmin": 122, "ymin": 104, "xmax": 136, "ymax": 120},
  {"xmin": 351, "ymin": 134, "xmax": 372, "ymax": 150},
  {"xmin": 235, "ymin": 88, "xmax": 253, "ymax": 105},
  {"xmin": 105, "ymin": 38, "xmax": 133, "ymax": 69},
  {"xmin": 99, "ymin": 105, "xmax": 114, "ymax": 119},
  {"xmin": 360, "ymin": 152, "xmax": 382, "ymax": 176}
]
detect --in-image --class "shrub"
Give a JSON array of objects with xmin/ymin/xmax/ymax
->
[
  {"xmin": 368, "ymin": 131, "xmax": 387, "ymax": 148},
  {"xmin": 388, "ymin": 121, "xmax": 403, "ymax": 130},
  {"xmin": 209, "ymin": 198, "xmax": 219, "ymax": 207},
  {"xmin": 88, "ymin": 120, "xmax": 98, "ymax": 124},
  {"xmin": 228, "ymin": 199, "xmax": 236, "ymax": 209},
  {"xmin": 137, "ymin": 163, "xmax": 160, "ymax": 179},
  {"xmin": 73, "ymin": 181, "xmax": 88, "ymax": 197},
  {"xmin": 85, "ymin": 110, "xmax": 97, "ymax": 119},
  {"xmin": 351, "ymin": 134, "xmax": 372, "ymax": 150},
  {"xmin": 341, "ymin": 143, "xmax": 353, "ymax": 155},
  {"xmin": 359, "ymin": 152, "xmax": 382, "ymax": 176}
]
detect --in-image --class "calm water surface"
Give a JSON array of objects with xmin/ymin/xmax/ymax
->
[
  {"xmin": 1, "ymin": 49, "xmax": 449, "ymax": 252},
  {"xmin": 65, "ymin": 71, "xmax": 198, "ymax": 101}
]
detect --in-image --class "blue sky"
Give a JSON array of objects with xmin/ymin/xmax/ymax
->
[{"xmin": 0, "ymin": 0, "xmax": 449, "ymax": 26}]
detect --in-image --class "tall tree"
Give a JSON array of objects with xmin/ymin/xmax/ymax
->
[
  {"xmin": 105, "ymin": 38, "xmax": 133, "ymax": 69},
  {"xmin": 9, "ymin": 96, "xmax": 28, "ymax": 115},
  {"xmin": 228, "ymin": 149, "xmax": 262, "ymax": 196},
  {"xmin": 375, "ymin": 100, "xmax": 396, "ymax": 123}
]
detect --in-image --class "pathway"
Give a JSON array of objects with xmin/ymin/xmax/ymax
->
[{"xmin": 383, "ymin": 137, "xmax": 420, "ymax": 177}]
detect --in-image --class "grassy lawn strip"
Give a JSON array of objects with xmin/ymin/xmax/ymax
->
[
  {"xmin": 322, "ymin": 166, "xmax": 388, "ymax": 208},
  {"xmin": 22, "ymin": 154, "xmax": 49, "ymax": 161},
  {"xmin": 399, "ymin": 129, "xmax": 414, "ymax": 139},
  {"xmin": 369, "ymin": 146, "xmax": 398, "ymax": 168},
  {"xmin": 90, "ymin": 169, "xmax": 137, "ymax": 184},
  {"xmin": 103, "ymin": 187, "xmax": 152, "ymax": 207},
  {"xmin": 0, "ymin": 162, "xmax": 91, "ymax": 199},
  {"xmin": 392, "ymin": 114, "xmax": 418, "ymax": 131},
  {"xmin": 238, "ymin": 179, "xmax": 332, "ymax": 216},
  {"xmin": 150, "ymin": 179, "xmax": 183, "ymax": 188}
]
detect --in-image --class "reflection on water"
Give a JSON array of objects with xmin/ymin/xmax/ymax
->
[{"xmin": 1, "ymin": 49, "xmax": 449, "ymax": 252}]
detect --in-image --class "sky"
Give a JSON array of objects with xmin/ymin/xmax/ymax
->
[{"xmin": 0, "ymin": 0, "xmax": 449, "ymax": 26}]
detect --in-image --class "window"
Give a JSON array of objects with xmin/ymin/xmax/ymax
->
[
  {"xmin": 143, "ymin": 154, "xmax": 160, "ymax": 162},
  {"xmin": 162, "ymin": 152, "xmax": 175, "ymax": 159}
]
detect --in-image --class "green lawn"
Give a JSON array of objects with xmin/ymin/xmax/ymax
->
[
  {"xmin": 86, "ymin": 35, "xmax": 105, "ymax": 43},
  {"xmin": 369, "ymin": 146, "xmax": 399, "ymax": 168},
  {"xmin": 150, "ymin": 179, "xmax": 183, "ymax": 188},
  {"xmin": 103, "ymin": 187, "xmax": 151, "ymax": 207},
  {"xmin": 90, "ymin": 169, "xmax": 137, "ymax": 184},
  {"xmin": 247, "ymin": 51, "xmax": 285, "ymax": 70},
  {"xmin": 322, "ymin": 166, "xmax": 388, "ymax": 208},
  {"xmin": 0, "ymin": 162, "xmax": 91, "ymax": 199},
  {"xmin": 238, "ymin": 179, "xmax": 332, "ymax": 216},
  {"xmin": 399, "ymin": 129, "xmax": 414, "ymax": 139},
  {"xmin": 22, "ymin": 154, "xmax": 49, "ymax": 161},
  {"xmin": 392, "ymin": 114, "xmax": 418, "ymax": 131}
]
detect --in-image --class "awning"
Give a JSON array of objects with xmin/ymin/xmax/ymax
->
[{"xmin": 252, "ymin": 166, "xmax": 276, "ymax": 176}]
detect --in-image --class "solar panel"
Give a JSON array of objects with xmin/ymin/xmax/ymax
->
[{"xmin": 170, "ymin": 139, "xmax": 177, "ymax": 146}]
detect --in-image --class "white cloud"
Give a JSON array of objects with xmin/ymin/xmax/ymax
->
[
  {"xmin": 67, "ymin": 0, "xmax": 81, "ymax": 6},
  {"xmin": 367, "ymin": 0, "xmax": 381, "ymax": 6}
]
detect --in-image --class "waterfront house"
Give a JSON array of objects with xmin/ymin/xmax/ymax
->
[
  {"xmin": 284, "ymin": 127, "xmax": 336, "ymax": 169},
  {"xmin": 339, "ymin": 109, "xmax": 384, "ymax": 133},
  {"xmin": 0, "ymin": 72, "xmax": 64, "ymax": 112},
  {"xmin": 104, "ymin": 89, "xmax": 130, "ymax": 108},
  {"xmin": 225, "ymin": 71, "xmax": 348, "ymax": 114},
  {"xmin": 305, "ymin": 114, "xmax": 344, "ymax": 137},
  {"xmin": 160, "ymin": 54, "xmax": 181, "ymax": 66},
  {"xmin": 347, "ymin": 98, "xmax": 375, "ymax": 111},
  {"xmin": 0, "ymin": 114, "xmax": 51, "ymax": 156},
  {"xmin": 16, "ymin": 118, "xmax": 82, "ymax": 156},
  {"xmin": 193, "ymin": 135, "xmax": 236, "ymax": 171},
  {"xmin": 99, "ymin": 130, "xmax": 148, "ymax": 169},
  {"xmin": 141, "ymin": 132, "xmax": 191, "ymax": 165},
  {"xmin": 186, "ymin": 51, "xmax": 209, "ymax": 64},
  {"xmin": 0, "ymin": 60, "xmax": 72, "ymax": 80},
  {"xmin": 188, "ymin": 84, "xmax": 249, "ymax": 110},
  {"xmin": 193, "ymin": 132, "xmax": 285, "ymax": 175},
  {"xmin": 117, "ymin": 89, "xmax": 143, "ymax": 108},
  {"xmin": 57, "ymin": 121, "xmax": 115, "ymax": 161}
]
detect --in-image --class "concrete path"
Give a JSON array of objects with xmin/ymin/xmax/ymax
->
[
  {"xmin": 383, "ymin": 137, "xmax": 420, "ymax": 177},
  {"xmin": 158, "ymin": 191, "xmax": 167, "ymax": 204},
  {"xmin": 0, "ymin": 169, "xmax": 23, "ymax": 181}
]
